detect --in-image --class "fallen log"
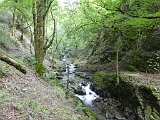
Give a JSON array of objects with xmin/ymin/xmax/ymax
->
[{"xmin": 0, "ymin": 53, "xmax": 26, "ymax": 74}]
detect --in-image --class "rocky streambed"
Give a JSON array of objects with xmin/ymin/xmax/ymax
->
[
  {"xmin": 56, "ymin": 57, "xmax": 160, "ymax": 120},
  {"xmin": 57, "ymin": 59, "xmax": 129, "ymax": 120}
]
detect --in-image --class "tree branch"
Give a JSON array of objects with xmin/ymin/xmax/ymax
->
[
  {"xmin": 44, "ymin": 10, "xmax": 56, "ymax": 50},
  {"xmin": 0, "ymin": 53, "xmax": 26, "ymax": 74},
  {"xmin": 116, "ymin": 6, "xmax": 160, "ymax": 19},
  {"xmin": 43, "ymin": 0, "xmax": 54, "ymax": 19}
]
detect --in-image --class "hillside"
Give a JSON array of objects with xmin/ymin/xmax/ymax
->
[{"xmin": 0, "ymin": 13, "xmax": 88, "ymax": 120}]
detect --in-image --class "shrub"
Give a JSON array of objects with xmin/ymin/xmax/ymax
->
[{"xmin": 93, "ymin": 71, "xmax": 107, "ymax": 89}]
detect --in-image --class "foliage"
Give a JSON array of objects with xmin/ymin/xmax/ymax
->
[
  {"xmin": 83, "ymin": 107, "xmax": 102, "ymax": 120},
  {"xmin": 147, "ymin": 52, "xmax": 160, "ymax": 73},
  {"xmin": 57, "ymin": 0, "xmax": 160, "ymax": 73},
  {"xmin": 43, "ymin": 71, "xmax": 61, "ymax": 86},
  {"xmin": 76, "ymin": 100, "xmax": 86, "ymax": 112},
  {"xmin": 93, "ymin": 71, "xmax": 107, "ymax": 89}
]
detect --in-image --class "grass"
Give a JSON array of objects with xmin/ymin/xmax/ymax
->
[
  {"xmin": 14, "ymin": 98, "xmax": 48, "ymax": 117},
  {"xmin": 0, "ymin": 90, "xmax": 15, "ymax": 108}
]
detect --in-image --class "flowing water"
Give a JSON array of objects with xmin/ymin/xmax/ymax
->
[
  {"xmin": 60, "ymin": 57, "xmax": 128, "ymax": 120},
  {"xmin": 61, "ymin": 62, "xmax": 99, "ymax": 106}
]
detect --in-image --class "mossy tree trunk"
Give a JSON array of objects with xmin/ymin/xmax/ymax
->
[
  {"xmin": 33, "ymin": 0, "xmax": 45, "ymax": 75},
  {"xmin": 0, "ymin": 53, "xmax": 26, "ymax": 74},
  {"xmin": 32, "ymin": 0, "xmax": 56, "ymax": 75}
]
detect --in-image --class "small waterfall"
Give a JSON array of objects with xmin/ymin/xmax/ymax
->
[{"xmin": 75, "ymin": 83, "xmax": 99, "ymax": 106}]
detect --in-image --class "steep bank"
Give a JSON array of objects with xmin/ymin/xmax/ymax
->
[
  {"xmin": 0, "ymin": 18, "xmax": 89, "ymax": 120},
  {"xmin": 92, "ymin": 71, "xmax": 160, "ymax": 120}
]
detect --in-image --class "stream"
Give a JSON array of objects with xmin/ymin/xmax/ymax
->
[{"xmin": 60, "ymin": 57, "xmax": 128, "ymax": 120}]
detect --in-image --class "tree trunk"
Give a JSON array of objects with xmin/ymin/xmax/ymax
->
[
  {"xmin": 32, "ymin": 0, "xmax": 55, "ymax": 75},
  {"xmin": 35, "ymin": 0, "xmax": 45, "ymax": 65},
  {"xmin": 0, "ymin": 53, "xmax": 26, "ymax": 74},
  {"xmin": 32, "ymin": 0, "xmax": 46, "ymax": 75},
  {"xmin": 12, "ymin": 8, "xmax": 16, "ymax": 37},
  {"xmin": 20, "ymin": 15, "xmax": 24, "ymax": 41},
  {"xmin": 116, "ymin": 39, "xmax": 120, "ymax": 85}
]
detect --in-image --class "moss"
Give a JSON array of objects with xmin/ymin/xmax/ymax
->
[
  {"xmin": 139, "ymin": 86, "xmax": 160, "ymax": 115},
  {"xmin": 0, "ymin": 69, "xmax": 5, "ymax": 78},
  {"xmin": 83, "ymin": 108, "xmax": 102, "ymax": 120},
  {"xmin": 35, "ymin": 63, "xmax": 45, "ymax": 76},
  {"xmin": 66, "ymin": 92, "xmax": 102, "ymax": 120}
]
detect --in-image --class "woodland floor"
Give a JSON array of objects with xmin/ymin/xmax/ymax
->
[
  {"xmin": 0, "ymin": 62, "xmax": 87, "ymax": 120},
  {"xmin": 0, "ymin": 23, "xmax": 87, "ymax": 120}
]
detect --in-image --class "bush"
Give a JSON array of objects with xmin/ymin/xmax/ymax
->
[{"xmin": 93, "ymin": 71, "xmax": 107, "ymax": 89}]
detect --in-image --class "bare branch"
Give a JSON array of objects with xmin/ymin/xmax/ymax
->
[{"xmin": 43, "ymin": 0, "xmax": 54, "ymax": 19}]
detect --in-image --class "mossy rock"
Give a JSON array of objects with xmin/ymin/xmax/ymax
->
[
  {"xmin": 83, "ymin": 108, "xmax": 103, "ymax": 120},
  {"xmin": 66, "ymin": 91, "xmax": 103, "ymax": 120}
]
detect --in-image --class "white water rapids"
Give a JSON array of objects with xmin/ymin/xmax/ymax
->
[
  {"xmin": 61, "ymin": 60, "xmax": 99, "ymax": 106},
  {"xmin": 75, "ymin": 83, "xmax": 99, "ymax": 106}
]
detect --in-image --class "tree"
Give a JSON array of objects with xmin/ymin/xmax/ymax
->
[{"xmin": 32, "ymin": 0, "xmax": 56, "ymax": 75}]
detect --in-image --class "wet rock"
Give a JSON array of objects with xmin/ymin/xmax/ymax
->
[
  {"xmin": 103, "ymin": 98, "xmax": 109, "ymax": 102},
  {"xmin": 72, "ymin": 86, "xmax": 86, "ymax": 95},
  {"xmin": 56, "ymin": 76, "xmax": 63, "ymax": 79},
  {"xmin": 85, "ymin": 75, "xmax": 91, "ymax": 79},
  {"xmin": 124, "ymin": 107, "xmax": 133, "ymax": 116},
  {"xmin": 106, "ymin": 112, "xmax": 114, "ymax": 119},
  {"xmin": 74, "ymin": 64, "xmax": 79, "ymax": 68},
  {"xmin": 114, "ymin": 113, "xmax": 126, "ymax": 120},
  {"xmin": 80, "ymin": 82, "xmax": 87, "ymax": 86},
  {"xmin": 75, "ymin": 72, "xmax": 84, "ymax": 77},
  {"xmin": 69, "ymin": 80, "xmax": 75, "ymax": 84},
  {"xmin": 94, "ymin": 97, "xmax": 102, "ymax": 102},
  {"xmin": 60, "ymin": 67, "xmax": 66, "ymax": 72},
  {"xmin": 90, "ymin": 83, "xmax": 96, "ymax": 91}
]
